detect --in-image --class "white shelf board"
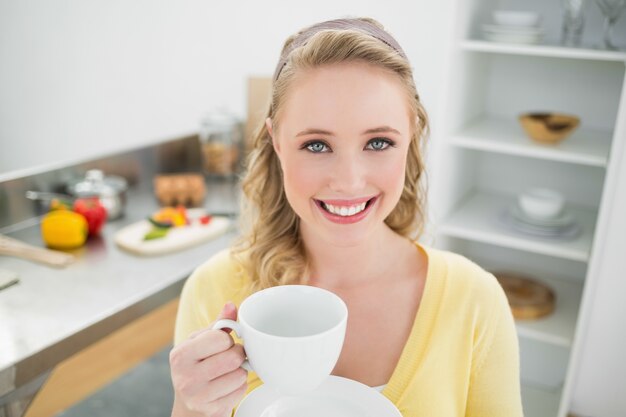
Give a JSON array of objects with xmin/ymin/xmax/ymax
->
[
  {"xmin": 461, "ymin": 39, "xmax": 626, "ymax": 63},
  {"xmin": 451, "ymin": 117, "xmax": 612, "ymax": 167},
  {"xmin": 515, "ymin": 276, "xmax": 582, "ymax": 347},
  {"xmin": 521, "ymin": 383, "xmax": 561, "ymax": 417},
  {"xmin": 438, "ymin": 191, "xmax": 597, "ymax": 262}
]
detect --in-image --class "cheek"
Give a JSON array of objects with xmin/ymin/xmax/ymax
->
[
  {"xmin": 280, "ymin": 154, "xmax": 322, "ymax": 206},
  {"xmin": 378, "ymin": 153, "xmax": 407, "ymax": 199}
]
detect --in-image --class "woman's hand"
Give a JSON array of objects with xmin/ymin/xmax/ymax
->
[{"xmin": 170, "ymin": 303, "xmax": 248, "ymax": 417}]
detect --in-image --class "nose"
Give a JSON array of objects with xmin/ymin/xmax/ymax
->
[{"xmin": 328, "ymin": 152, "xmax": 367, "ymax": 194}]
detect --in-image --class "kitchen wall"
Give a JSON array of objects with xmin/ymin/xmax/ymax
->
[{"xmin": 0, "ymin": 0, "xmax": 454, "ymax": 179}]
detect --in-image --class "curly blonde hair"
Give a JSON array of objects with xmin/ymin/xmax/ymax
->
[{"xmin": 233, "ymin": 17, "xmax": 429, "ymax": 291}]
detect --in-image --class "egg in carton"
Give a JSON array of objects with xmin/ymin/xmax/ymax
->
[{"xmin": 153, "ymin": 173, "xmax": 206, "ymax": 207}]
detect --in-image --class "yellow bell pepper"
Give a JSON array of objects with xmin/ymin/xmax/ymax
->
[
  {"xmin": 151, "ymin": 206, "xmax": 188, "ymax": 227},
  {"xmin": 41, "ymin": 210, "xmax": 88, "ymax": 249}
]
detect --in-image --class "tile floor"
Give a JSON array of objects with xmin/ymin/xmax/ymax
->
[{"xmin": 56, "ymin": 346, "xmax": 174, "ymax": 417}]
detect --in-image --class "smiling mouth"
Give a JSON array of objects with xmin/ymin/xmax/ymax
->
[{"xmin": 316, "ymin": 197, "xmax": 376, "ymax": 217}]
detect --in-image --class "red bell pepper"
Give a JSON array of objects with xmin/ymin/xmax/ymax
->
[{"xmin": 73, "ymin": 197, "xmax": 108, "ymax": 236}]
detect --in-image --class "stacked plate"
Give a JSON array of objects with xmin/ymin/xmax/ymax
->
[
  {"xmin": 501, "ymin": 204, "xmax": 580, "ymax": 239},
  {"xmin": 482, "ymin": 10, "xmax": 544, "ymax": 44}
]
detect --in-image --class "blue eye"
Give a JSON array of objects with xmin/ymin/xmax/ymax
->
[
  {"xmin": 366, "ymin": 138, "xmax": 393, "ymax": 151},
  {"xmin": 303, "ymin": 141, "xmax": 330, "ymax": 153}
]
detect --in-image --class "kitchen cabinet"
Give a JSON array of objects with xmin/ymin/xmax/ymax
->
[{"xmin": 427, "ymin": 1, "xmax": 626, "ymax": 416}]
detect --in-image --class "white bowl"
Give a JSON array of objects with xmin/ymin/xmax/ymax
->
[
  {"xmin": 493, "ymin": 11, "xmax": 541, "ymax": 27},
  {"xmin": 518, "ymin": 188, "xmax": 565, "ymax": 220}
]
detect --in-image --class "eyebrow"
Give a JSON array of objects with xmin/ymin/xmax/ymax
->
[{"xmin": 295, "ymin": 126, "xmax": 401, "ymax": 137}]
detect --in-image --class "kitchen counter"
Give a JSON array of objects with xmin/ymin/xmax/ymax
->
[{"xmin": 0, "ymin": 179, "xmax": 241, "ymax": 414}]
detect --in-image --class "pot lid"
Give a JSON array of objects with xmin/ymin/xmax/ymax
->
[{"xmin": 67, "ymin": 169, "xmax": 128, "ymax": 197}]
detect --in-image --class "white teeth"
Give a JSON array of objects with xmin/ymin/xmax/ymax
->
[{"xmin": 322, "ymin": 201, "xmax": 368, "ymax": 217}]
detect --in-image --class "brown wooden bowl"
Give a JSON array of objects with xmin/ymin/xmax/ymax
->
[{"xmin": 519, "ymin": 112, "xmax": 580, "ymax": 144}]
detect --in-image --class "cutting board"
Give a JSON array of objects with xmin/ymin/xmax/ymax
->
[
  {"xmin": 494, "ymin": 271, "xmax": 556, "ymax": 320},
  {"xmin": 114, "ymin": 209, "xmax": 231, "ymax": 256}
]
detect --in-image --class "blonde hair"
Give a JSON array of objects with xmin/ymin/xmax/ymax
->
[{"xmin": 233, "ymin": 17, "xmax": 429, "ymax": 291}]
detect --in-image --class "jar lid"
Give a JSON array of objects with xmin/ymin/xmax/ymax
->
[
  {"xmin": 67, "ymin": 169, "xmax": 128, "ymax": 198},
  {"xmin": 199, "ymin": 108, "xmax": 240, "ymax": 138}
]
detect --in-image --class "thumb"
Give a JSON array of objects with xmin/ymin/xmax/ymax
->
[{"xmin": 215, "ymin": 301, "xmax": 238, "ymax": 333}]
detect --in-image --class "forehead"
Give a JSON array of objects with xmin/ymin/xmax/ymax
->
[{"xmin": 277, "ymin": 62, "xmax": 412, "ymax": 135}]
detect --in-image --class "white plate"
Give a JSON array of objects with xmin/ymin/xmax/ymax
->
[
  {"xmin": 499, "ymin": 209, "xmax": 581, "ymax": 239},
  {"xmin": 482, "ymin": 32, "xmax": 543, "ymax": 44},
  {"xmin": 235, "ymin": 376, "xmax": 401, "ymax": 417},
  {"xmin": 482, "ymin": 23, "xmax": 544, "ymax": 35},
  {"xmin": 482, "ymin": 24, "xmax": 544, "ymax": 44}
]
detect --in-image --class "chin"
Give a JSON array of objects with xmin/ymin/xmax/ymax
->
[{"xmin": 318, "ymin": 218, "xmax": 386, "ymax": 248}]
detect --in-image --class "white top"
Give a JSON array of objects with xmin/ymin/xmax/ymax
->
[{"xmin": 372, "ymin": 384, "xmax": 386, "ymax": 393}]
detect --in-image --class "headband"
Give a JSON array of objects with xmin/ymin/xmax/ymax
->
[{"xmin": 272, "ymin": 18, "xmax": 408, "ymax": 82}]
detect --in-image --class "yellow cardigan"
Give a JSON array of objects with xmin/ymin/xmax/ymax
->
[{"xmin": 174, "ymin": 243, "xmax": 524, "ymax": 417}]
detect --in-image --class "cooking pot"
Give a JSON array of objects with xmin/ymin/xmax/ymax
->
[{"xmin": 66, "ymin": 170, "xmax": 128, "ymax": 220}]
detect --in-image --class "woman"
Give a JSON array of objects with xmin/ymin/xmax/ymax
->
[{"xmin": 169, "ymin": 17, "xmax": 523, "ymax": 417}]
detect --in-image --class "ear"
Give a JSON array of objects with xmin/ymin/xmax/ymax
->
[{"xmin": 266, "ymin": 117, "xmax": 281, "ymax": 156}]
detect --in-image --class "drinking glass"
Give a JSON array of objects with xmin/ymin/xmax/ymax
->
[
  {"xmin": 562, "ymin": 0, "xmax": 588, "ymax": 46},
  {"xmin": 594, "ymin": 0, "xmax": 626, "ymax": 49}
]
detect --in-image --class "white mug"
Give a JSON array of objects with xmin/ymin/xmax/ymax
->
[{"xmin": 212, "ymin": 285, "xmax": 348, "ymax": 396}]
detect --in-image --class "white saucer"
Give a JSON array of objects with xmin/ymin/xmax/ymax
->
[
  {"xmin": 235, "ymin": 376, "xmax": 401, "ymax": 417},
  {"xmin": 483, "ymin": 31, "xmax": 543, "ymax": 44},
  {"xmin": 482, "ymin": 23, "xmax": 543, "ymax": 34}
]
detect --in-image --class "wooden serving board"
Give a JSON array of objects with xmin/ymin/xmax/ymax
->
[
  {"xmin": 114, "ymin": 210, "xmax": 231, "ymax": 256},
  {"xmin": 494, "ymin": 271, "xmax": 556, "ymax": 320}
]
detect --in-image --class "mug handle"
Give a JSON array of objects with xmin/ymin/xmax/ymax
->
[{"xmin": 212, "ymin": 319, "xmax": 253, "ymax": 372}]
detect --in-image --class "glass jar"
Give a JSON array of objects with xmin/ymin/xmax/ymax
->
[{"xmin": 199, "ymin": 109, "xmax": 242, "ymax": 177}]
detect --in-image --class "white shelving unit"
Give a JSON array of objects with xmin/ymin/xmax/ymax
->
[{"xmin": 429, "ymin": 1, "xmax": 626, "ymax": 416}]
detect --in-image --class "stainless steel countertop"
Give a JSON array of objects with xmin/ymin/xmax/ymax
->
[{"xmin": 0, "ymin": 180, "xmax": 241, "ymax": 399}]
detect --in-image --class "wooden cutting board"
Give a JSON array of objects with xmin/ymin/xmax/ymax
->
[
  {"xmin": 494, "ymin": 271, "xmax": 556, "ymax": 320},
  {"xmin": 114, "ymin": 210, "xmax": 231, "ymax": 256}
]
